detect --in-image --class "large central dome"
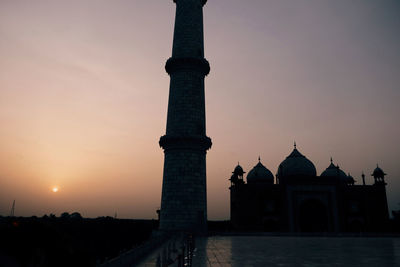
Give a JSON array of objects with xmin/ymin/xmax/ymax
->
[{"xmin": 277, "ymin": 144, "xmax": 317, "ymax": 179}]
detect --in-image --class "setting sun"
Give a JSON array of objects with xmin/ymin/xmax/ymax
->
[{"xmin": 52, "ymin": 187, "xmax": 59, "ymax": 193}]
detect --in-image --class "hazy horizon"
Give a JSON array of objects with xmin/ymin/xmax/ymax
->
[{"xmin": 0, "ymin": 0, "xmax": 399, "ymax": 219}]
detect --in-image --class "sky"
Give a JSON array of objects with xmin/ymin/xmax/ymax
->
[{"xmin": 0, "ymin": 0, "xmax": 399, "ymax": 219}]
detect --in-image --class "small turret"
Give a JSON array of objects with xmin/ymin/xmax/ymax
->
[
  {"xmin": 230, "ymin": 163, "xmax": 245, "ymax": 186},
  {"xmin": 347, "ymin": 173, "xmax": 355, "ymax": 186},
  {"xmin": 372, "ymin": 164, "xmax": 387, "ymax": 185}
]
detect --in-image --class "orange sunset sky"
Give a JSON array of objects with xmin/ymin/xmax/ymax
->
[{"xmin": 0, "ymin": 0, "xmax": 399, "ymax": 219}]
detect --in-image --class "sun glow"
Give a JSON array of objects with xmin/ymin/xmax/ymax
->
[{"xmin": 52, "ymin": 187, "xmax": 59, "ymax": 193}]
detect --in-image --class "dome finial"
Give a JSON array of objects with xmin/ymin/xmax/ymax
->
[
  {"xmin": 294, "ymin": 141, "xmax": 297, "ymax": 149},
  {"xmin": 330, "ymin": 157, "xmax": 333, "ymax": 164},
  {"xmin": 258, "ymin": 156, "xmax": 261, "ymax": 162}
]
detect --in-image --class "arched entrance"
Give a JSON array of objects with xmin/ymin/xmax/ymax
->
[
  {"xmin": 299, "ymin": 199, "xmax": 329, "ymax": 232},
  {"xmin": 263, "ymin": 218, "xmax": 279, "ymax": 232},
  {"xmin": 348, "ymin": 219, "xmax": 364, "ymax": 232}
]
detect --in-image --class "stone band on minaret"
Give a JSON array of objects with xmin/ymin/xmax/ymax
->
[{"xmin": 159, "ymin": 0, "xmax": 211, "ymax": 233}]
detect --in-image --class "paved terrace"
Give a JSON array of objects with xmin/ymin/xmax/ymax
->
[{"xmin": 138, "ymin": 235, "xmax": 400, "ymax": 266}]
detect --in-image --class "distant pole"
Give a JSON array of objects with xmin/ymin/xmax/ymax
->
[
  {"xmin": 10, "ymin": 200, "xmax": 15, "ymax": 217},
  {"xmin": 362, "ymin": 172, "xmax": 366, "ymax": 186}
]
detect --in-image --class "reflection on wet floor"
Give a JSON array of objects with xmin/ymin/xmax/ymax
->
[{"xmin": 192, "ymin": 236, "xmax": 400, "ymax": 267}]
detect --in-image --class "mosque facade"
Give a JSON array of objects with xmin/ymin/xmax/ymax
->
[{"xmin": 230, "ymin": 144, "xmax": 389, "ymax": 232}]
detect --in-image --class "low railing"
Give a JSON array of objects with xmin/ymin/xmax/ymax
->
[
  {"xmin": 154, "ymin": 233, "xmax": 195, "ymax": 267},
  {"xmin": 98, "ymin": 232, "xmax": 196, "ymax": 267}
]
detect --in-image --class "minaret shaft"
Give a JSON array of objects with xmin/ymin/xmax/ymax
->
[
  {"xmin": 172, "ymin": 1, "xmax": 204, "ymax": 58},
  {"xmin": 159, "ymin": 0, "xmax": 211, "ymax": 233}
]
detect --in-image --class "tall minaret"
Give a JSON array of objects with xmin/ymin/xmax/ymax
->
[{"xmin": 159, "ymin": 0, "xmax": 211, "ymax": 233}]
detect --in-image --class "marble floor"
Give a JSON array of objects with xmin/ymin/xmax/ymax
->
[
  {"xmin": 138, "ymin": 235, "xmax": 400, "ymax": 266},
  {"xmin": 191, "ymin": 236, "xmax": 400, "ymax": 267}
]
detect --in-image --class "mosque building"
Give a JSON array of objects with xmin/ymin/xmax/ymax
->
[{"xmin": 229, "ymin": 143, "xmax": 389, "ymax": 232}]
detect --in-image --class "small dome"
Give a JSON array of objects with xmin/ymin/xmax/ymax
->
[
  {"xmin": 321, "ymin": 158, "xmax": 347, "ymax": 179},
  {"xmin": 247, "ymin": 159, "xmax": 274, "ymax": 184},
  {"xmin": 372, "ymin": 165, "xmax": 386, "ymax": 177},
  {"xmin": 347, "ymin": 173, "xmax": 355, "ymax": 184},
  {"xmin": 233, "ymin": 164, "xmax": 245, "ymax": 176},
  {"xmin": 277, "ymin": 144, "xmax": 316, "ymax": 178}
]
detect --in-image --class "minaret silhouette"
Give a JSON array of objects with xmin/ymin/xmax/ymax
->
[{"xmin": 159, "ymin": 0, "xmax": 211, "ymax": 233}]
